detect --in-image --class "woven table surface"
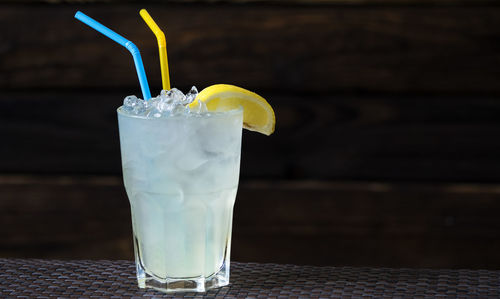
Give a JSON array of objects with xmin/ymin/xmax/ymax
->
[{"xmin": 1, "ymin": 259, "xmax": 500, "ymax": 298}]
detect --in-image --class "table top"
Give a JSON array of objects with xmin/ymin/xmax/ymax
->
[{"xmin": 1, "ymin": 259, "xmax": 500, "ymax": 298}]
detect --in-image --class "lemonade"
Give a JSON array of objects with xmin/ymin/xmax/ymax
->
[
  {"xmin": 118, "ymin": 89, "xmax": 243, "ymax": 291},
  {"xmin": 117, "ymin": 85, "xmax": 274, "ymax": 292}
]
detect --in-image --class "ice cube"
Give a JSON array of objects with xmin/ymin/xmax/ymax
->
[
  {"xmin": 170, "ymin": 103, "xmax": 186, "ymax": 115},
  {"xmin": 140, "ymin": 97, "xmax": 158, "ymax": 117},
  {"xmin": 166, "ymin": 88, "xmax": 185, "ymax": 104},
  {"xmin": 123, "ymin": 95, "xmax": 138, "ymax": 111},
  {"xmin": 183, "ymin": 86, "xmax": 198, "ymax": 105},
  {"xmin": 156, "ymin": 98, "xmax": 172, "ymax": 113},
  {"xmin": 159, "ymin": 90, "xmax": 173, "ymax": 103},
  {"xmin": 122, "ymin": 87, "xmax": 205, "ymax": 117},
  {"xmin": 145, "ymin": 108, "xmax": 162, "ymax": 118},
  {"xmin": 190, "ymin": 98, "xmax": 208, "ymax": 114},
  {"xmin": 123, "ymin": 95, "xmax": 146, "ymax": 114},
  {"xmin": 124, "ymin": 95, "xmax": 138, "ymax": 107},
  {"xmin": 155, "ymin": 89, "xmax": 188, "ymax": 116},
  {"xmin": 144, "ymin": 102, "xmax": 157, "ymax": 117}
]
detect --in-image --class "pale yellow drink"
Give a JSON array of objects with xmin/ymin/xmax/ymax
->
[{"xmin": 118, "ymin": 106, "xmax": 243, "ymax": 292}]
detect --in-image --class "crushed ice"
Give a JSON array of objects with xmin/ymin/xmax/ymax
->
[{"xmin": 121, "ymin": 86, "xmax": 208, "ymax": 117}]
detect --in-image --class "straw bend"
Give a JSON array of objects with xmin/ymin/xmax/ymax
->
[
  {"xmin": 155, "ymin": 31, "xmax": 166, "ymax": 47},
  {"xmin": 125, "ymin": 41, "xmax": 140, "ymax": 55},
  {"xmin": 74, "ymin": 11, "xmax": 152, "ymax": 100},
  {"xmin": 139, "ymin": 9, "xmax": 171, "ymax": 90}
]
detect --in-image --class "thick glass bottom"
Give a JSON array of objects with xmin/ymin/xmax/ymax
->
[
  {"xmin": 129, "ymin": 189, "xmax": 236, "ymax": 293},
  {"xmin": 135, "ymin": 259, "xmax": 230, "ymax": 293}
]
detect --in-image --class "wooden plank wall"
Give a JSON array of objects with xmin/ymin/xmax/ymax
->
[{"xmin": 1, "ymin": 0, "xmax": 500, "ymax": 269}]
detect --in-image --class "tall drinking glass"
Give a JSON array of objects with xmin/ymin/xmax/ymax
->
[{"xmin": 117, "ymin": 106, "xmax": 243, "ymax": 293}]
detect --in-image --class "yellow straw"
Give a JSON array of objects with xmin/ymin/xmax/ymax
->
[{"xmin": 139, "ymin": 9, "xmax": 171, "ymax": 90}]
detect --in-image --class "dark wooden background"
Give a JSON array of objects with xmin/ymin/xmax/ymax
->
[{"xmin": 2, "ymin": 0, "xmax": 500, "ymax": 269}]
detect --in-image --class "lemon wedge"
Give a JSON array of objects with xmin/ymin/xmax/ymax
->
[{"xmin": 190, "ymin": 84, "xmax": 275, "ymax": 135}]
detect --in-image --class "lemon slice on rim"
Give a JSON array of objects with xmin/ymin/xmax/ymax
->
[{"xmin": 190, "ymin": 84, "xmax": 275, "ymax": 135}]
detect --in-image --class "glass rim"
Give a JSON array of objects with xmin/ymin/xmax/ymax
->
[{"xmin": 116, "ymin": 105, "xmax": 243, "ymax": 120}]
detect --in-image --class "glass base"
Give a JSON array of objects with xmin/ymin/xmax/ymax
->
[{"xmin": 135, "ymin": 260, "xmax": 230, "ymax": 293}]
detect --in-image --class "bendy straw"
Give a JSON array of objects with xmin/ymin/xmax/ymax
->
[
  {"xmin": 74, "ymin": 11, "xmax": 152, "ymax": 100},
  {"xmin": 139, "ymin": 9, "xmax": 171, "ymax": 91}
]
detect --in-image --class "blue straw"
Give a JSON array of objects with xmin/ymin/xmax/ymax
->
[{"xmin": 75, "ymin": 11, "xmax": 152, "ymax": 100}]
